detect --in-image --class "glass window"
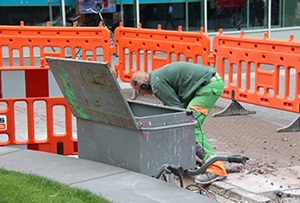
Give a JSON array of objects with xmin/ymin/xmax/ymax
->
[
  {"xmin": 188, "ymin": 1, "xmax": 203, "ymax": 31},
  {"xmin": 283, "ymin": 0, "xmax": 300, "ymax": 27},
  {"xmin": 0, "ymin": 6, "xmax": 76, "ymax": 26},
  {"xmin": 139, "ymin": 3, "xmax": 185, "ymax": 30},
  {"xmin": 271, "ymin": 0, "xmax": 280, "ymax": 27},
  {"xmin": 250, "ymin": 0, "xmax": 266, "ymax": 27},
  {"xmin": 208, "ymin": 0, "xmax": 248, "ymax": 31}
]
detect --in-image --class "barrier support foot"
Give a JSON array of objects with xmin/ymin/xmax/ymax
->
[
  {"xmin": 213, "ymin": 100, "xmax": 256, "ymax": 117},
  {"xmin": 277, "ymin": 115, "xmax": 300, "ymax": 133}
]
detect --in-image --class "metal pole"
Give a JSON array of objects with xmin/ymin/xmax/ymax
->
[
  {"xmin": 268, "ymin": 0, "xmax": 272, "ymax": 37},
  {"xmin": 48, "ymin": 0, "xmax": 53, "ymax": 25},
  {"xmin": 136, "ymin": 0, "xmax": 140, "ymax": 27},
  {"xmin": 185, "ymin": 0, "xmax": 189, "ymax": 31},
  {"xmin": 247, "ymin": 0, "xmax": 250, "ymax": 28},
  {"xmin": 282, "ymin": 0, "xmax": 285, "ymax": 27},
  {"xmin": 120, "ymin": 0, "xmax": 124, "ymax": 23},
  {"xmin": 204, "ymin": 0, "xmax": 207, "ymax": 33},
  {"xmin": 61, "ymin": 0, "xmax": 66, "ymax": 26}
]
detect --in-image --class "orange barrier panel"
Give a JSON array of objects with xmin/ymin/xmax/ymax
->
[
  {"xmin": 0, "ymin": 22, "xmax": 116, "ymax": 97},
  {"xmin": 213, "ymin": 30, "xmax": 300, "ymax": 113},
  {"xmin": 0, "ymin": 97, "xmax": 76, "ymax": 155},
  {"xmin": 0, "ymin": 21, "xmax": 114, "ymax": 67},
  {"xmin": 0, "ymin": 22, "xmax": 115, "ymax": 154},
  {"xmin": 114, "ymin": 23, "xmax": 214, "ymax": 82}
]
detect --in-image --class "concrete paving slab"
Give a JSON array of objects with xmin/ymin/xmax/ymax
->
[
  {"xmin": 224, "ymin": 166, "xmax": 300, "ymax": 193},
  {"xmin": 0, "ymin": 146, "xmax": 22, "ymax": 155},
  {"xmin": 72, "ymin": 170, "xmax": 212, "ymax": 203},
  {"xmin": 0, "ymin": 149, "xmax": 128, "ymax": 185},
  {"xmin": 210, "ymin": 167, "xmax": 300, "ymax": 203},
  {"xmin": 0, "ymin": 147, "xmax": 215, "ymax": 203}
]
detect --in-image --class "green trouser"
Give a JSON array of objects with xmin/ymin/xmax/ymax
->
[{"xmin": 187, "ymin": 77, "xmax": 224, "ymax": 161}]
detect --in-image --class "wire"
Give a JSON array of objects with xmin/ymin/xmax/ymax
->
[
  {"xmin": 199, "ymin": 187, "xmax": 211, "ymax": 199},
  {"xmin": 179, "ymin": 175, "xmax": 183, "ymax": 188},
  {"xmin": 185, "ymin": 184, "xmax": 211, "ymax": 199}
]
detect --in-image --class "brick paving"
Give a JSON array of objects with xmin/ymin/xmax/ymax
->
[{"xmin": 205, "ymin": 106, "xmax": 300, "ymax": 171}]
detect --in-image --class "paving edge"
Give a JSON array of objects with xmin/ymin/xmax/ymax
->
[
  {"xmin": 208, "ymin": 181, "xmax": 271, "ymax": 203},
  {"xmin": 262, "ymin": 190, "xmax": 300, "ymax": 203}
]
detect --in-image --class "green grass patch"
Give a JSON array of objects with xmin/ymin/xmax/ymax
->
[{"xmin": 0, "ymin": 168, "xmax": 111, "ymax": 203}]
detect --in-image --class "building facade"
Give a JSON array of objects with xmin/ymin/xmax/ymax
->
[{"xmin": 1, "ymin": 0, "xmax": 300, "ymax": 40}]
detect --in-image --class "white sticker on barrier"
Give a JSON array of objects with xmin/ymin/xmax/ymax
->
[{"xmin": 0, "ymin": 115, "xmax": 7, "ymax": 130}]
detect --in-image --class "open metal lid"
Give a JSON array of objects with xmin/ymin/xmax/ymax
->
[{"xmin": 46, "ymin": 57, "xmax": 138, "ymax": 129}]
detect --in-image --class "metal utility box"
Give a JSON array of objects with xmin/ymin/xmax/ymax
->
[{"xmin": 47, "ymin": 58, "xmax": 196, "ymax": 176}]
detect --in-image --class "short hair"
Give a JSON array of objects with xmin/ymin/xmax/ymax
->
[{"xmin": 131, "ymin": 71, "xmax": 147, "ymax": 86}]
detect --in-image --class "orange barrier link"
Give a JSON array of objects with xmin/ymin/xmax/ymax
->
[
  {"xmin": 213, "ymin": 30, "xmax": 300, "ymax": 113},
  {"xmin": 0, "ymin": 97, "xmax": 77, "ymax": 155},
  {"xmin": 114, "ymin": 23, "xmax": 214, "ymax": 82}
]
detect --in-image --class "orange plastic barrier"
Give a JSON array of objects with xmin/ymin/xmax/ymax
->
[
  {"xmin": 0, "ymin": 22, "xmax": 114, "ymax": 154},
  {"xmin": 114, "ymin": 23, "xmax": 214, "ymax": 82},
  {"xmin": 0, "ymin": 97, "xmax": 76, "ymax": 155},
  {"xmin": 0, "ymin": 21, "xmax": 115, "ymax": 97},
  {"xmin": 213, "ymin": 30, "xmax": 300, "ymax": 113},
  {"xmin": 0, "ymin": 21, "xmax": 114, "ymax": 66}
]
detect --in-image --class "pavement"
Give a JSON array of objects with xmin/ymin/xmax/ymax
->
[{"xmin": 1, "ymin": 81, "xmax": 300, "ymax": 203}]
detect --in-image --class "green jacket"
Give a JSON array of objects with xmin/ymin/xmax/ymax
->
[{"xmin": 149, "ymin": 62, "xmax": 216, "ymax": 108}]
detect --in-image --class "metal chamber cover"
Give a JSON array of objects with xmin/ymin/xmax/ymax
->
[{"xmin": 46, "ymin": 57, "xmax": 137, "ymax": 129}]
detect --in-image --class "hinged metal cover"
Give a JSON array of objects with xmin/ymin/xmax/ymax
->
[{"xmin": 46, "ymin": 57, "xmax": 138, "ymax": 129}]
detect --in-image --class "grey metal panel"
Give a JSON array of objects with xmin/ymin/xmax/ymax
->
[
  {"xmin": 46, "ymin": 57, "xmax": 138, "ymax": 129},
  {"xmin": 48, "ymin": 70, "xmax": 63, "ymax": 97},
  {"xmin": 1, "ymin": 71, "xmax": 26, "ymax": 98},
  {"xmin": 139, "ymin": 125, "xmax": 196, "ymax": 175},
  {"xmin": 77, "ymin": 118, "xmax": 142, "ymax": 173},
  {"xmin": 77, "ymin": 102, "xmax": 196, "ymax": 176}
]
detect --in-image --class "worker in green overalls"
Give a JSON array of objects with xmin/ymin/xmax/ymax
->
[{"xmin": 130, "ymin": 61, "xmax": 227, "ymax": 184}]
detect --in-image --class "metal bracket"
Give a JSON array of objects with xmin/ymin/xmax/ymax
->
[
  {"xmin": 277, "ymin": 115, "xmax": 300, "ymax": 133},
  {"xmin": 213, "ymin": 90, "xmax": 256, "ymax": 117}
]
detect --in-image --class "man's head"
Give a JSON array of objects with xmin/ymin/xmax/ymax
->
[{"xmin": 130, "ymin": 71, "xmax": 152, "ymax": 95}]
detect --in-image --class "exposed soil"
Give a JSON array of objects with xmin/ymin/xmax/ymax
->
[{"xmin": 204, "ymin": 105, "xmax": 300, "ymax": 178}]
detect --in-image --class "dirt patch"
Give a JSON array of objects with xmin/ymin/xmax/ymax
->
[{"xmin": 204, "ymin": 106, "xmax": 300, "ymax": 178}]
